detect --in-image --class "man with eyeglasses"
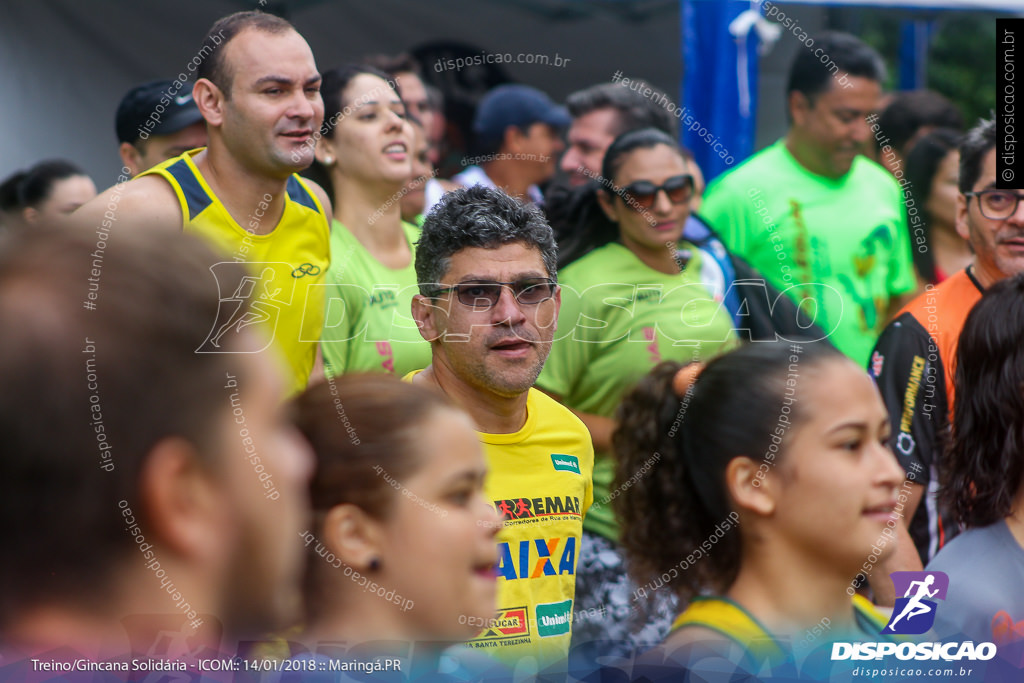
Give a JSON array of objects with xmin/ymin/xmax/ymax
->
[
  {"xmin": 869, "ymin": 117, "xmax": 1018, "ymax": 600},
  {"xmin": 408, "ymin": 185, "xmax": 593, "ymax": 673}
]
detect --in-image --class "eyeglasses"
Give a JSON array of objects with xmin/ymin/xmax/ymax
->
[
  {"xmin": 431, "ymin": 278, "xmax": 557, "ymax": 310},
  {"xmin": 619, "ymin": 175, "xmax": 694, "ymax": 210},
  {"xmin": 964, "ymin": 189, "xmax": 1024, "ymax": 220}
]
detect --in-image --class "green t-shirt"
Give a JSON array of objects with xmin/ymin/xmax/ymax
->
[
  {"xmin": 321, "ymin": 220, "xmax": 431, "ymax": 378},
  {"xmin": 700, "ymin": 139, "xmax": 915, "ymax": 365},
  {"xmin": 537, "ymin": 242, "xmax": 737, "ymax": 541}
]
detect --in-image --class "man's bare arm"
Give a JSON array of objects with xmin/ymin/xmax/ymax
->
[{"xmin": 72, "ymin": 175, "xmax": 183, "ymax": 232}]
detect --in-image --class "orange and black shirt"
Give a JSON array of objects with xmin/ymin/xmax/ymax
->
[{"xmin": 868, "ymin": 267, "xmax": 984, "ymax": 563}]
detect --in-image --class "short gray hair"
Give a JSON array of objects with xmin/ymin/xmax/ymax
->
[{"xmin": 415, "ymin": 186, "xmax": 557, "ymax": 295}]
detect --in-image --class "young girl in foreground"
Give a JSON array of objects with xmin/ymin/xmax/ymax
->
[
  {"xmin": 290, "ymin": 374, "xmax": 504, "ymax": 680},
  {"xmin": 614, "ymin": 342, "xmax": 905, "ymax": 675}
]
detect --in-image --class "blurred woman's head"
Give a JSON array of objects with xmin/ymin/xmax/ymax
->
[
  {"xmin": 315, "ymin": 65, "xmax": 413, "ymax": 198},
  {"xmin": 614, "ymin": 341, "xmax": 903, "ymax": 602},
  {"xmin": 943, "ymin": 274, "xmax": 1024, "ymax": 529},
  {"xmin": 17, "ymin": 160, "xmax": 97, "ymax": 226},
  {"xmin": 906, "ymin": 128, "xmax": 963, "ymax": 282},
  {"xmin": 292, "ymin": 375, "xmax": 500, "ymax": 643},
  {"xmin": 547, "ymin": 127, "xmax": 693, "ymax": 268},
  {"xmin": 400, "ymin": 116, "xmax": 433, "ymax": 222}
]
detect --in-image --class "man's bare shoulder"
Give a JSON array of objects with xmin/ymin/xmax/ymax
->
[
  {"xmin": 72, "ymin": 174, "xmax": 183, "ymax": 231},
  {"xmin": 301, "ymin": 177, "xmax": 333, "ymax": 219}
]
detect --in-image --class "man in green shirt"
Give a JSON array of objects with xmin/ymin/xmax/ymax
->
[{"xmin": 701, "ymin": 32, "xmax": 916, "ymax": 364}]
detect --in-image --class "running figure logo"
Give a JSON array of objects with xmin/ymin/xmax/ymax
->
[
  {"xmin": 883, "ymin": 571, "xmax": 949, "ymax": 635},
  {"xmin": 198, "ymin": 262, "xmax": 295, "ymax": 353}
]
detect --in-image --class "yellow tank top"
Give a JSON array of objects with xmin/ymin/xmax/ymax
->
[
  {"xmin": 141, "ymin": 150, "xmax": 329, "ymax": 395},
  {"xmin": 670, "ymin": 594, "xmax": 890, "ymax": 668}
]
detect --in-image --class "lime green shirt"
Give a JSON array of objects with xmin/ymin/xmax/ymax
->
[
  {"xmin": 321, "ymin": 220, "xmax": 431, "ymax": 377},
  {"xmin": 700, "ymin": 139, "xmax": 915, "ymax": 365},
  {"xmin": 537, "ymin": 242, "xmax": 737, "ymax": 540}
]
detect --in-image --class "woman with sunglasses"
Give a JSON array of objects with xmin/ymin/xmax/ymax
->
[
  {"xmin": 314, "ymin": 65, "xmax": 432, "ymax": 379},
  {"xmin": 538, "ymin": 127, "xmax": 737, "ymax": 652}
]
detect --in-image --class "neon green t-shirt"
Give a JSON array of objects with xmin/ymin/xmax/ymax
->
[
  {"xmin": 537, "ymin": 241, "xmax": 737, "ymax": 541},
  {"xmin": 700, "ymin": 139, "xmax": 915, "ymax": 365},
  {"xmin": 321, "ymin": 220, "xmax": 431, "ymax": 378},
  {"xmin": 403, "ymin": 373, "xmax": 594, "ymax": 668}
]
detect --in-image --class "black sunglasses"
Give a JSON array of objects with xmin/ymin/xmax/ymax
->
[
  {"xmin": 619, "ymin": 174, "xmax": 694, "ymax": 210},
  {"xmin": 431, "ymin": 278, "xmax": 558, "ymax": 310}
]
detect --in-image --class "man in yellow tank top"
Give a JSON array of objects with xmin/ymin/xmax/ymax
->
[{"xmin": 74, "ymin": 10, "xmax": 332, "ymax": 396}]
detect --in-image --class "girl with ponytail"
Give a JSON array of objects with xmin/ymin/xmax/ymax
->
[{"xmin": 614, "ymin": 341, "xmax": 904, "ymax": 674}]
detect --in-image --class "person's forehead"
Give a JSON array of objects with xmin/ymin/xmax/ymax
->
[
  {"xmin": 395, "ymin": 72, "xmax": 427, "ymax": 101},
  {"xmin": 226, "ymin": 28, "xmax": 317, "ymax": 81},
  {"xmin": 814, "ymin": 76, "xmax": 879, "ymax": 109},
  {"xmin": 346, "ymin": 73, "xmax": 401, "ymax": 103},
  {"xmin": 571, "ymin": 108, "xmax": 620, "ymax": 141},
  {"xmin": 444, "ymin": 243, "xmax": 548, "ymax": 280}
]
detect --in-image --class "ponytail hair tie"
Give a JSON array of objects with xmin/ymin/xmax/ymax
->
[{"xmin": 672, "ymin": 362, "xmax": 704, "ymax": 397}]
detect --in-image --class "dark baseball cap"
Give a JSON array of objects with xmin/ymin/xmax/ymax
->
[
  {"xmin": 473, "ymin": 84, "xmax": 570, "ymax": 144},
  {"xmin": 115, "ymin": 80, "xmax": 205, "ymax": 145}
]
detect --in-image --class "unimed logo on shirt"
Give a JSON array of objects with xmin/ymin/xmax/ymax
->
[
  {"xmin": 550, "ymin": 453, "xmax": 581, "ymax": 474},
  {"xmin": 536, "ymin": 600, "xmax": 573, "ymax": 638}
]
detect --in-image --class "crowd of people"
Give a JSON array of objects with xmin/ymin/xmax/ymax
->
[{"xmin": 0, "ymin": 8, "xmax": 1019, "ymax": 683}]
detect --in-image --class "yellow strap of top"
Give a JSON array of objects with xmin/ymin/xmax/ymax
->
[
  {"xmin": 851, "ymin": 593, "xmax": 893, "ymax": 633},
  {"xmin": 670, "ymin": 594, "xmax": 896, "ymax": 664},
  {"xmin": 670, "ymin": 597, "xmax": 785, "ymax": 665}
]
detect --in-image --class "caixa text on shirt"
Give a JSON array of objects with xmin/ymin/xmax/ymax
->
[{"xmin": 497, "ymin": 536, "xmax": 577, "ymax": 581}]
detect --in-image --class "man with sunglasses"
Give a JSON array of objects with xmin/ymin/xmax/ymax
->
[
  {"xmin": 409, "ymin": 185, "xmax": 593, "ymax": 673},
  {"xmin": 701, "ymin": 32, "xmax": 915, "ymax": 366},
  {"xmin": 869, "ymin": 117, "xmax": 1022, "ymax": 602}
]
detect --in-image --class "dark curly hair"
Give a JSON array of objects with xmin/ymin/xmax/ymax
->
[
  {"xmin": 415, "ymin": 185, "xmax": 557, "ymax": 294},
  {"xmin": 941, "ymin": 274, "xmax": 1024, "ymax": 528},
  {"xmin": 612, "ymin": 341, "xmax": 844, "ymax": 601}
]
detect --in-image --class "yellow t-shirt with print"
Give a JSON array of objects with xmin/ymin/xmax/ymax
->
[
  {"xmin": 140, "ymin": 150, "xmax": 330, "ymax": 396},
  {"xmin": 403, "ymin": 372, "xmax": 594, "ymax": 668}
]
